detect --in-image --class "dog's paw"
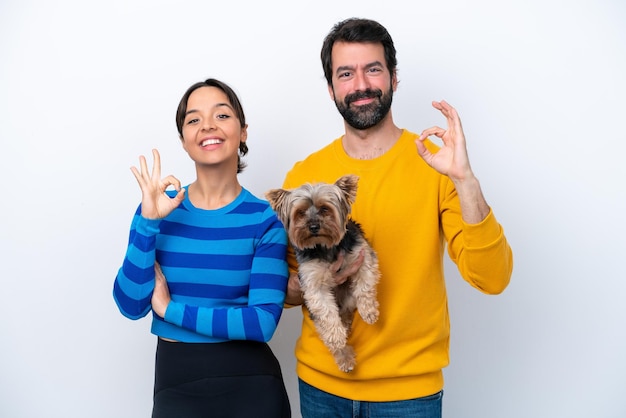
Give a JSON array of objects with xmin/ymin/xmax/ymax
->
[
  {"xmin": 315, "ymin": 318, "xmax": 348, "ymax": 351},
  {"xmin": 360, "ymin": 306, "xmax": 379, "ymax": 325},
  {"xmin": 334, "ymin": 345, "xmax": 356, "ymax": 373}
]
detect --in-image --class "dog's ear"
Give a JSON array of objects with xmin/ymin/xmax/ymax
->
[
  {"xmin": 335, "ymin": 175, "xmax": 359, "ymax": 205},
  {"xmin": 265, "ymin": 188, "xmax": 291, "ymax": 227}
]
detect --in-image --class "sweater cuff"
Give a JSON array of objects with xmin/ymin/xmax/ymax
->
[
  {"xmin": 135, "ymin": 216, "xmax": 161, "ymax": 236},
  {"xmin": 164, "ymin": 301, "xmax": 184, "ymax": 326},
  {"xmin": 462, "ymin": 209, "xmax": 504, "ymax": 248}
]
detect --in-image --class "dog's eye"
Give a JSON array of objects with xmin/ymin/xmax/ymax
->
[{"xmin": 319, "ymin": 206, "xmax": 329, "ymax": 215}]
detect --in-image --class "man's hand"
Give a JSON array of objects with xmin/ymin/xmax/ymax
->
[
  {"xmin": 415, "ymin": 100, "xmax": 473, "ymax": 183},
  {"xmin": 284, "ymin": 272, "xmax": 304, "ymax": 306},
  {"xmin": 330, "ymin": 249, "xmax": 365, "ymax": 285},
  {"xmin": 284, "ymin": 249, "xmax": 365, "ymax": 306},
  {"xmin": 416, "ymin": 100, "xmax": 489, "ymax": 223}
]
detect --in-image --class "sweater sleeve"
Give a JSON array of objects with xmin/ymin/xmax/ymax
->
[
  {"xmin": 441, "ymin": 179, "xmax": 513, "ymax": 294},
  {"xmin": 161, "ymin": 210, "xmax": 289, "ymax": 342},
  {"xmin": 113, "ymin": 206, "xmax": 161, "ymax": 320}
]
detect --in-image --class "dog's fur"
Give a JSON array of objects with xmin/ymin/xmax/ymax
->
[{"xmin": 266, "ymin": 175, "xmax": 380, "ymax": 372}]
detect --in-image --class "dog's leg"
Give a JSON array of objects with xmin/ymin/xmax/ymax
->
[
  {"xmin": 336, "ymin": 285, "xmax": 356, "ymax": 330},
  {"xmin": 334, "ymin": 305, "xmax": 357, "ymax": 372},
  {"xmin": 331, "ymin": 344, "xmax": 356, "ymax": 373},
  {"xmin": 299, "ymin": 264, "xmax": 348, "ymax": 356},
  {"xmin": 350, "ymin": 263, "xmax": 381, "ymax": 325}
]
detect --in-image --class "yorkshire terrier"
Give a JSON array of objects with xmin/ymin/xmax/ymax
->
[{"xmin": 266, "ymin": 175, "xmax": 380, "ymax": 372}]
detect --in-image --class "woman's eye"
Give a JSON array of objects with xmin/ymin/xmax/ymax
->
[
  {"xmin": 217, "ymin": 114, "xmax": 231, "ymax": 120},
  {"xmin": 186, "ymin": 118, "xmax": 199, "ymax": 125}
]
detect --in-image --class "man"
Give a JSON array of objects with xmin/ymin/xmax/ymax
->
[{"xmin": 281, "ymin": 18, "xmax": 513, "ymax": 417}]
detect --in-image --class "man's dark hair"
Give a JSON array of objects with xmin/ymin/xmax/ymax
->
[{"xmin": 320, "ymin": 18, "xmax": 398, "ymax": 86}]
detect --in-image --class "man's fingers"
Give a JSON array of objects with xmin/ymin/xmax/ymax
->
[
  {"xmin": 346, "ymin": 249, "xmax": 365, "ymax": 275},
  {"xmin": 420, "ymin": 126, "xmax": 445, "ymax": 139},
  {"xmin": 333, "ymin": 249, "xmax": 365, "ymax": 285},
  {"xmin": 330, "ymin": 251, "xmax": 345, "ymax": 273},
  {"xmin": 433, "ymin": 100, "xmax": 463, "ymax": 129}
]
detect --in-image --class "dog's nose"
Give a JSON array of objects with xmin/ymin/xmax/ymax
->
[{"xmin": 308, "ymin": 223, "xmax": 320, "ymax": 234}]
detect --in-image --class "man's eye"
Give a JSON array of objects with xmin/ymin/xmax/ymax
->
[{"xmin": 337, "ymin": 71, "xmax": 352, "ymax": 79}]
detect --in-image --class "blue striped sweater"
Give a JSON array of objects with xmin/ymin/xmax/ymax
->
[{"xmin": 113, "ymin": 187, "xmax": 289, "ymax": 343}]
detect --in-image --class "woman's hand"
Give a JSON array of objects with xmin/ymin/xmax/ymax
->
[
  {"xmin": 130, "ymin": 149, "xmax": 185, "ymax": 219},
  {"xmin": 151, "ymin": 262, "xmax": 171, "ymax": 318}
]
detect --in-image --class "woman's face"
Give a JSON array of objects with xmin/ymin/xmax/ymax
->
[{"xmin": 180, "ymin": 86, "xmax": 247, "ymax": 169}]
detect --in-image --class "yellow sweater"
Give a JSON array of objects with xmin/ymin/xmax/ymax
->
[{"xmin": 282, "ymin": 129, "xmax": 513, "ymax": 401}]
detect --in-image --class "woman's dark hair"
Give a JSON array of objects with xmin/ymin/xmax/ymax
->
[
  {"xmin": 175, "ymin": 78, "xmax": 249, "ymax": 173},
  {"xmin": 320, "ymin": 18, "xmax": 398, "ymax": 86}
]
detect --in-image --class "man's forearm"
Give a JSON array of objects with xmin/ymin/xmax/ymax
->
[{"xmin": 453, "ymin": 175, "xmax": 490, "ymax": 224}]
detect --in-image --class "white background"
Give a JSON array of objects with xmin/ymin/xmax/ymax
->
[{"xmin": 1, "ymin": 0, "xmax": 625, "ymax": 417}]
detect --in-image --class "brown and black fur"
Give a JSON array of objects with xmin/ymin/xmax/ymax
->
[{"xmin": 266, "ymin": 175, "xmax": 380, "ymax": 372}]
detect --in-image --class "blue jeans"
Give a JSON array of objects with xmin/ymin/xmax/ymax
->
[{"xmin": 299, "ymin": 379, "xmax": 442, "ymax": 418}]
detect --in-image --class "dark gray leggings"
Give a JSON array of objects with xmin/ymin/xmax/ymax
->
[{"xmin": 152, "ymin": 339, "xmax": 291, "ymax": 418}]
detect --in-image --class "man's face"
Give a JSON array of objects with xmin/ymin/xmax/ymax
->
[{"xmin": 329, "ymin": 41, "xmax": 396, "ymax": 130}]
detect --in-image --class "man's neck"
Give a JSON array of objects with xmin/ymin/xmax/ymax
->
[{"xmin": 342, "ymin": 117, "xmax": 403, "ymax": 160}]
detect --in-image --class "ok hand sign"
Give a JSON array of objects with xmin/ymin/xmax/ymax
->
[
  {"xmin": 130, "ymin": 149, "xmax": 185, "ymax": 220},
  {"xmin": 416, "ymin": 100, "xmax": 474, "ymax": 183}
]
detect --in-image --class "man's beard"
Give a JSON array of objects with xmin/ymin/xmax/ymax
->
[{"xmin": 334, "ymin": 86, "xmax": 393, "ymax": 130}]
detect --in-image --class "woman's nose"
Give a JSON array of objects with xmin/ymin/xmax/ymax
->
[{"xmin": 201, "ymin": 118, "xmax": 216, "ymax": 131}]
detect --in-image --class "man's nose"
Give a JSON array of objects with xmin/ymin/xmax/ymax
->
[{"xmin": 353, "ymin": 71, "xmax": 370, "ymax": 91}]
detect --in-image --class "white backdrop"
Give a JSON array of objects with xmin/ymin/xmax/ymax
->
[{"xmin": 1, "ymin": 0, "xmax": 625, "ymax": 417}]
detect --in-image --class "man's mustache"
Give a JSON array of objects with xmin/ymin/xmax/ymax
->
[{"xmin": 345, "ymin": 89, "xmax": 382, "ymax": 106}]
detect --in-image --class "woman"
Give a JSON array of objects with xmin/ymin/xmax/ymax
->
[{"xmin": 113, "ymin": 78, "xmax": 291, "ymax": 417}]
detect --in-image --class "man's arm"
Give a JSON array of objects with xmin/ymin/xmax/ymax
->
[
  {"xmin": 452, "ymin": 175, "xmax": 490, "ymax": 224},
  {"xmin": 416, "ymin": 100, "xmax": 491, "ymax": 224}
]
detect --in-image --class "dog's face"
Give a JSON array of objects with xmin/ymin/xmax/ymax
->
[{"xmin": 266, "ymin": 175, "xmax": 359, "ymax": 250}]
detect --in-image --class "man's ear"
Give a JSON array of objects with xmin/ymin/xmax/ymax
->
[
  {"xmin": 328, "ymin": 83, "xmax": 335, "ymax": 101},
  {"xmin": 391, "ymin": 70, "xmax": 398, "ymax": 92}
]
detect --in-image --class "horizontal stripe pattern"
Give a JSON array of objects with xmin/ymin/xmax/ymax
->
[{"xmin": 113, "ymin": 187, "xmax": 289, "ymax": 343}]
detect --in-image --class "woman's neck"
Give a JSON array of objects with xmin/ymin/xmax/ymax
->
[{"xmin": 188, "ymin": 172, "xmax": 241, "ymax": 210}]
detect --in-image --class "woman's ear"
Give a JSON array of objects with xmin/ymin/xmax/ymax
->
[{"xmin": 241, "ymin": 124, "xmax": 248, "ymax": 143}]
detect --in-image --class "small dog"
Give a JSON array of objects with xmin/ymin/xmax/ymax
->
[{"xmin": 266, "ymin": 175, "xmax": 380, "ymax": 372}]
